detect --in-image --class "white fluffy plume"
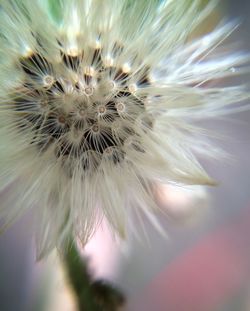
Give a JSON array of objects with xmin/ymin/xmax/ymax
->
[{"xmin": 0, "ymin": 0, "xmax": 249, "ymax": 258}]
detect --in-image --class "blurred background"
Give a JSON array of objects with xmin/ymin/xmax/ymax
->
[{"xmin": 1, "ymin": 1, "xmax": 250, "ymax": 310}]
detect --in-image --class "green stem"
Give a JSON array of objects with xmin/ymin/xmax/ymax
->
[
  {"xmin": 63, "ymin": 241, "xmax": 99, "ymax": 311},
  {"xmin": 62, "ymin": 240, "xmax": 125, "ymax": 311}
]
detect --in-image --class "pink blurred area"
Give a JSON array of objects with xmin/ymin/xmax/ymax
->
[
  {"xmin": 129, "ymin": 205, "xmax": 250, "ymax": 311},
  {"xmin": 81, "ymin": 217, "xmax": 124, "ymax": 281}
]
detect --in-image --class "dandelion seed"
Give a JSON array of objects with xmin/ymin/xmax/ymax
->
[
  {"xmin": 43, "ymin": 75, "xmax": 55, "ymax": 88},
  {"xmin": 0, "ymin": 0, "xmax": 249, "ymax": 258}
]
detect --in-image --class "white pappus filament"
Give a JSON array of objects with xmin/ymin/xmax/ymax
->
[{"xmin": 0, "ymin": 0, "xmax": 249, "ymax": 258}]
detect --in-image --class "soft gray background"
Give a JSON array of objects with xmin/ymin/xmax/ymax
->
[{"xmin": 0, "ymin": 1, "xmax": 250, "ymax": 310}]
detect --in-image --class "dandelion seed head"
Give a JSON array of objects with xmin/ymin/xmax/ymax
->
[{"xmin": 0, "ymin": 0, "xmax": 249, "ymax": 258}]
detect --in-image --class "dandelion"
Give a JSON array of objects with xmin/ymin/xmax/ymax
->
[{"xmin": 0, "ymin": 0, "xmax": 249, "ymax": 258}]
